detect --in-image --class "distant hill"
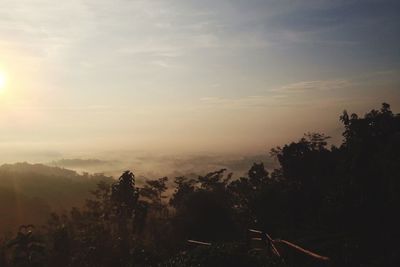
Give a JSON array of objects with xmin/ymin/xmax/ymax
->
[
  {"xmin": 0, "ymin": 162, "xmax": 113, "ymax": 232},
  {"xmin": 1, "ymin": 162, "xmax": 79, "ymax": 178}
]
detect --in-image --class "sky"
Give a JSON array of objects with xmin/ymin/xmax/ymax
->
[{"xmin": 0, "ymin": 0, "xmax": 400, "ymax": 163}]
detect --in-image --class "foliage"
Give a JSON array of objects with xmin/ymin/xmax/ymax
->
[{"xmin": 1, "ymin": 103, "xmax": 400, "ymax": 266}]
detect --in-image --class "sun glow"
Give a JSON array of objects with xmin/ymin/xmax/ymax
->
[{"xmin": 0, "ymin": 71, "xmax": 6, "ymax": 92}]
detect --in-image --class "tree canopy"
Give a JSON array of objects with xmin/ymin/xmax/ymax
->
[{"xmin": 1, "ymin": 103, "xmax": 399, "ymax": 267}]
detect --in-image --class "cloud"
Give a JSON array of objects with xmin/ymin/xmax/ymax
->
[
  {"xmin": 198, "ymin": 70, "xmax": 400, "ymax": 110},
  {"xmin": 199, "ymin": 78, "xmax": 353, "ymax": 107},
  {"xmin": 150, "ymin": 60, "xmax": 171, "ymax": 68},
  {"xmin": 199, "ymin": 95, "xmax": 273, "ymax": 109},
  {"xmin": 273, "ymin": 79, "xmax": 352, "ymax": 93},
  {"xmin": 5, "ymin": 105, "xmax": 116, "ymax": 112}
]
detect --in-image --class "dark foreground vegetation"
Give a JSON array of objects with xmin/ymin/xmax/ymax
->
[{"xmin": 1, "ymin": 103, "xmax": 399, "ymax": 267}]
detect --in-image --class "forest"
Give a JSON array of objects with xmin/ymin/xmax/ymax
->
[{"xmin": 1, "ymin": 103, "xmax": 399, "ymax": 267}]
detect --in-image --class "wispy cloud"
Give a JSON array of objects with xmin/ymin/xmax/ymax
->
[
  {"xmin": 199, "ymin": 95, "xmax": 270, "ymax": 108},
  {"xmin": 199, "ymin": 70, "xmax": 400, "ymax": 109},
  {"xmin": 272, "ymin": 79, "xmax": 352, "ymax": 93}
]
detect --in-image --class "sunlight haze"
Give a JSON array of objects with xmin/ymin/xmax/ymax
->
[{"xmin": 1, "ymin": 0, "xmax": 399, "ymax": 163}]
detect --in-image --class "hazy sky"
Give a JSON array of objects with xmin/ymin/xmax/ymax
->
[{"xmin": 1, "ymin": 0, "xmax": 399, "ymax": 160}]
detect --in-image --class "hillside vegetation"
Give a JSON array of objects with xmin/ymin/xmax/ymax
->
[
  {"xmin": 1, "ymin": 103, "xmax": 400, "ymax": 266},
  {"xmin": 0, "ymin": 163, "xmax": 112, "ymax": 232}
]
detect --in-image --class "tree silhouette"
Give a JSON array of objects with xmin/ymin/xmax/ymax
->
[{"xmin": 2, "ymin": 103, "xmax": 400, "ymax": 266}]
